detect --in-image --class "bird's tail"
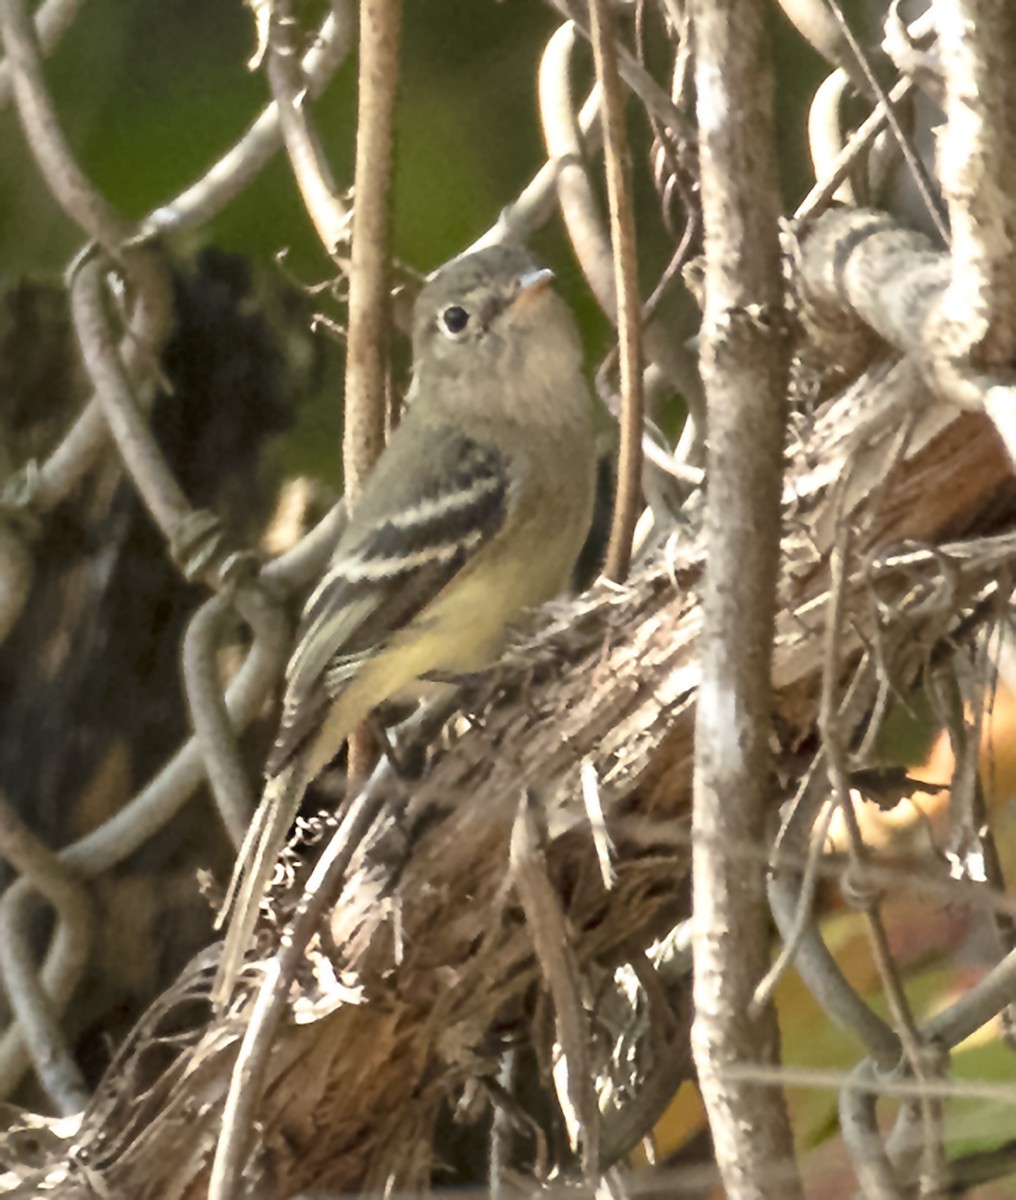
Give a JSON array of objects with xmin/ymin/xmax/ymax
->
[
  {"xmin": 212, "ymin": 759, "xmax": 310, "ymax": 1008},
  {"xmin": 211, "ymin": 642, "xmax": 438, "ymax": 1007}
]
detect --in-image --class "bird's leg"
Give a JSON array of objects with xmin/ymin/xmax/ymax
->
[
  {"xmin": 366, "ymin": 712, "xmax": 413, "ymax": 778},
  {"xmin": 421, "ymin": 661, "xmax": 507, "ymax": 722}
]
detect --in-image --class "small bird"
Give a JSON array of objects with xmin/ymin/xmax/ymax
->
[{"xmin": 214, "ymin": 242, "xmax": 598, "ymax": 1004}]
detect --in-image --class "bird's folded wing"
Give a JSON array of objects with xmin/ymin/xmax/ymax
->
[
  {"xmin": 215, "ymin": 434, "xmax": 511, "ymax": 1003},
  {"xmin": 268, "ymin": 432, "xmax": 510, "ymax": 773}
]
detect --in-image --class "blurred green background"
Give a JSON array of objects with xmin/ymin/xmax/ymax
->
[{"xmin": 0, "ymin": 0, "xmax": 826, "ymax": 484}]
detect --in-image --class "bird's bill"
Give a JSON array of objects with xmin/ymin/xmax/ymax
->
[{"xmin": 511, "ymin": 267, "xmax": 555, "ymax": 312}]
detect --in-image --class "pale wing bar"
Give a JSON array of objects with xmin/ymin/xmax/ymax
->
[{"xmin": 268, "ymin": 438, "xmax": 508, "ymax": 772}]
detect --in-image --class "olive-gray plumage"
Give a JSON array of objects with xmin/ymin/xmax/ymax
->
[
  {"xmin": 215, "ymin": 243, "xmax": 597, "ymax": 1004},
  {"xmin": 273, "ymin": 243, "xmax": 598, "ymax": 772}
]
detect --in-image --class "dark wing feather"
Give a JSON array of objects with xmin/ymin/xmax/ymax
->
[{"xmin": 268, "ymin": 433, "xmax": 508, "ymax": 773}]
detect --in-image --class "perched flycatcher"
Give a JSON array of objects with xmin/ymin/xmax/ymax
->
[{"xmin": 215, "ymin": 243, "xmax": 598, "ymax": 1003}]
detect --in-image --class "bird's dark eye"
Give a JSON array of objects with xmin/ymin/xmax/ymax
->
[{"xmin": 440, "ymin": 305, "xmax": 470, "ymax": 336}]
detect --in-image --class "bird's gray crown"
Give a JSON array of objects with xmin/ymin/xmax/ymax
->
[{"xmin": 412, "ymin": 243, "xmax": 548, "ymax": 354}]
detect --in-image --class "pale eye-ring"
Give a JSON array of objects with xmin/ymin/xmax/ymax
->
[{"xmin": 440, "ymin": 305, "xmax": 470, "ymax": 337}]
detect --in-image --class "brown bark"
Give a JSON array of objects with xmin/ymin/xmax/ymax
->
[
  {"xmin": 687, "ymin": 0, "xmax": 799, "ymax": 1191},
  {"xmin": 55, "ymin": 380, "xmax": 1013, "ymax": 1197}
]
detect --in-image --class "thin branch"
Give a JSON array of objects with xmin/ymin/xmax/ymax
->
[
  {"xmin": 923, "ymin": 938, "xmax": 1016, "ymax": 1051},
  {"xmin": 69, "ymin": 253, "xmax": 191, "ymax": 544},
  {"xmin": 546, "ymin": 0, "xmax": 694, "ymax": 143},
  {"xmin": 0, "ymin": 0, "xmax": 128, "ymax": 251},
  {"xmin": 540, "ymin": 23, "xmax": 614, "ymax": 315},
  {"xmin": 821, "ymin": 0, "xmax": 947, "ymax": 243},
  {"xmin": 24, "ymin": 255, "xmax": 173, "ymax": 516},
  {"xmin": 539, "ymin": 19, "xmax": 687, "ymax": 532},
  {"xmin": 819, "ymin": 513, "xmax": 944, "ymax": 1193},
  {"xmin": 510, "ymin": 792, "xmax": 600, "ymax": 1176},
  {"xmin": 807, "ymin": 69, "xmax": 858, "ymax": 207},
  {"xmin": 721, "ymin": 1059, "xmax": 1016, "ymax": 1107},
  {"xmin": 589, "ymin": 1, "xmax": 643, "ymax": 584},
  {"xmin": 0, "ymin": 796, "xmax": 92, "ymax": 1115},
  {"xmin": 342, "ymin": 0, "xmax": 401, "ymax": 502},
  {"xmin": 209, "ymin": 757, "xmax": 395, "ymax": 1200},
  {"xmin": 0, "ymin": 0, "xmax": 87, "ymax": 109},
  {"xmin": 751, "ymin": 799, "xmax": 835, "ymax": 1013},
  {"xmin": 69, "ymin": 250, "xmax": 254, "ymax": 586},
  {"xmin": 144, "ymin": 2, "xmax": 355, "ymax": 237},
  {"xmin": 840, "ymin": 1063, "xmax": 908, "ymax": 1200},
  {"xmin": 764, "ymin": 691, "xmax": 902, "ymax": 1068},
  {"xmin": 182, "ymin": 592, "xmax": 261, "ymax": 850},
  {"xmin": 265, "ymin": 0, "xmax": 351, "ymax": 256},
  {"xmin": 334, "ymin": 0, "xmax": 401, "ymax": 779},
  {"xmin": 768, "ymin": 866, "xmax": 902, "ymax": 1065},
  {"xmin": 796, "ymin": 78, "xmax": 914, "ymax": 223},
  {"xmin": 263, "ymin": 502, "xmax": 346, "ymax": 599}
]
